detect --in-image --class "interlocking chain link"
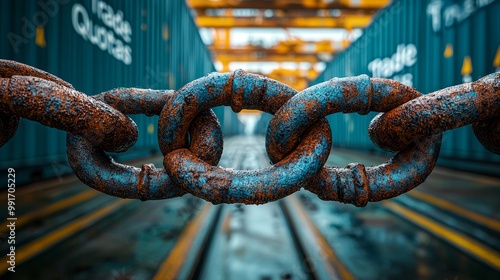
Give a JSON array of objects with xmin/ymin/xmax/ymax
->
[
  {"xmin": 1, "ymin": 60, "xmax": 499, "ymax": 206},
  {"xmin": 267, "ymin": 75, "xmax": 442, "ymax": 206}
]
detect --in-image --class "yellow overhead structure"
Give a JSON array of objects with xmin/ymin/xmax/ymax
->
[
  {"xmin": 188, "ymin": 0, "xmax": 389, "ymax": 28},
  {"xmin": 185, "ymin": 0, "xmax": 390, "ymax": 90},
  {"xmin": 210, "ymin": 33, "xmax": 354, "ymax": 90},
  {"xmin": 217, "ymin": 53, "xmax": 319, "ymax": 63},
  {"xmin": 269, "ymin": 68, "xmax": 319, "ymax": 82},
  {"xmin": 266, "ymin": 68, "xmax": 320, "ymax": 90},
  {"xmin": 338, "ymin": 0, "xmax": 390, "ymax": 9},
  {"xmin": 187, "ymin": 0, "xmax": 388, "ymax": 12},
  {"xmin": 211, "ymin": 39, "xmax": 340, "ymax": 62},
  {"xmin": 195, "ymin": 15, "xmax": 373, "ymax": 29},
  {"xmin": 212, "ymin": 35, "xmax": 341, "ymax": 80},
  {"xmin": 212, "ymin": 28, "xmax": 232, "ymax": 71}
]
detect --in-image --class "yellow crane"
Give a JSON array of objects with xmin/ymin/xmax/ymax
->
[{"xmin": 186, "ymin": 0, "xmax": 390, "ymax": 90}]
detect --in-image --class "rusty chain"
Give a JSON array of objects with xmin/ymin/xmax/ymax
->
[{"xmin": 1, "ymin": 59, "xmax": 499, "ymax": 206}]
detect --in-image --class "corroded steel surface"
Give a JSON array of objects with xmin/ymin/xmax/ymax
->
[
  {"xmin": 307, "ymin": 134, "xmax": 441, "ymax": 206},
  {"xmin": 369, "ymin": 72, "xmax": 500, "ymax": 154},
  {"xmin": 472, "ymin": 117, "xmax": 500, "ymax": 154},
  {"xmin": 0, "ymin": 59, "xmax": 74, "ymax": 88},
  {"xmin": 266, "ymin": 75, "xmax": 423, "ymax": 163},
  {"xmin": 158, "ymin": 69, "xmax": 310, "ymax": 155},
  {"xmin": 1, "ymin": 60, "xmax": 499, "ymax": 205},
  {"xmin": 0, "ymin": 113, "xmax": 19, "ymax": 148},
  {"xmin": 164, "ymin": 121, "xmax": 331, "ymax": 204},
  {"xmin": 0, "ymin": 59, "xmax": 73, "ymax": 147},
  {"xmin": 159, "ymin": 70, "xmax": 331, "ymax": 204},
  {"xmin": 268, "ymin": 75, "xmax": 441, "ymax": 206},
  {"xmin": 0, "ymin": 75, "xmax": 138, "ymax": 153},
  {"xmin": 67, "ymin": 89, "xmax": 223, "ymax": 200}
]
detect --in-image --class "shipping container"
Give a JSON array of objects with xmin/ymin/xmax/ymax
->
[
  {"xmin": 311, "ymin": 0, "xmax": 500, "ymax": 174},
  {"xmin": 0, "ymin": 0, "xmax": 218, "ymax": 185}
]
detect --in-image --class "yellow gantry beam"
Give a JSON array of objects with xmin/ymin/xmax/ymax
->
[
  {"xmin": 210, "ymin": 40, "xmax": 341, "ymax": 55},
  {"xmin": 186, "ymin": 0, "xmax": 389, "ymax": 89},
  {"xmin": 195, "ymin": 15, "xmax": 373, "ymax": 29},
  {"xmin": 267, "ymin": 68, "xmax": 320, "ymax": 90},
  {"xmin": 187, "ymin": 0, "xmax": 389, "ymax": 11},
  {"xmin": 216, "ymin": 54, "xmax": 319, "ymax": 63},
  {"xmin": 211, "ymin": 37, "xmax": 343, "ymax": 69}
]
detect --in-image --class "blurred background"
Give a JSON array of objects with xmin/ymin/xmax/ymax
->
[{"xmin": 1, "ymin": 0, "xmax": 500, "ymax": 279}]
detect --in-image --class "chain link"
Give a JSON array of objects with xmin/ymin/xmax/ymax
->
[
  {"xmin": 268, "ymin": 75, "xmax": 442, "ymax": 206},
  {"xmin": 0, "ymin": 61, "xmax": 137, "ymax": 153},
  {"xmin": 66, "ymin": 88, "xmax": 223, "ymax": 201},
  {"xmin": 1, "ymin": 60, "xmax": 499, "ymax": 205}
]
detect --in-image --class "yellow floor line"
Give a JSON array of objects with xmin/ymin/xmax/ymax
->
[
  {"xmin": 0, "ymin": 199, "xmax": 130, "ymax": 274},
  {"xmin": 288, "ymin": 196, "xmax": 355, "ymax": 280},
  {"xmin": 409, "ymin": 190, "xmax": 500, "ymax": 232},
  {"xmin": 1, "ymin": 190, "xmax": 99, "ymax": 233},
  {"xmin": 383, "ymin": 200, "xmax": 500, "ymax": 271},
  {"xmin": 0, "ymin": 176, "xmax": 80, "ymax": 197},
  {"xmin": 153, "ymin": 203, "xmax": 212, "ymax": 280}
]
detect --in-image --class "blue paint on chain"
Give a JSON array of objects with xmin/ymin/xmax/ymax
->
[
  {"xmin": 268, "ymin": 74, "xmax": 442, "ymax": 206},
  {"xmin": 369, "ymin": 72, "xmax": 500, "ymax": 153},
  {"xmin": 67, "ymin": 88, "xmax": 223, "ymax": 200},
  {"xmin": 164, "ymin": 131, "xmax": 331, "ymax": 204},
  {"xmin": 158, "ymin": 70, "xmax": 311, "ymax": 156},
  {"xmin": 159, "ymin": 70, "xmax": 332, "ymax": 204}
]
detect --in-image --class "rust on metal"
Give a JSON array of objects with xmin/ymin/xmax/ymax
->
[
  {"xmin": 94, "ymin": 88, "xmax": 174, "ymax": 116},
  {"xmin": 159, "ymin": 70, "xmax": 332, "ymax": 204},
  {"xmin": 158, "ymin": 70, "xmax": 302, "ymax": 156},
  {"xmin": 0, "ymin": 59, "xmax": 74, "ymax": 147},
  {"xmin": 67, "ymin": 89, "xmax": 223, "ymax": 200},
  {"xmin": 1, "ymin": 59, "xmax": 499, "ymax": 205},
  {"xmin": 0, "ymin": 60, "xmax": 138, "ymax": 152},
  {"xmin": 307, "ymin": 134, "xmax": 441, "ymax": 206},
  {"xmin": 0, "ymin": 113, "xmax": 19, "ymax": 148},
  {"xmin": 472, "ymin": 117, "xmax": 500, "ymax": 154},
  {"xmin": 268, "ymin": 75, "xmax": 441, "ymax": 206},
  {"xmin": 0, "ymin": 59, "xmax": 74, "ymax": 89},
  {"xmin": 266, "ymin": 76, "xmax": 422, "ymax": 163},
  {"xmin": 369, "ymin": 72, "xmax": 500, "ymax": 154},
  {"xmin": 164, "ymin": 120, "xmax": 331, "ymax": 204},
  {"xmin": 0, "ymin": 76, "xmax": 138, "ymax": 152}
]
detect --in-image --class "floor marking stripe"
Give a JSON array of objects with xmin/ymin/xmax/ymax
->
[
  {"xmin": 383, "ymin": 200, "xmax": 500, "ymax": 271},
  {"xmin": 153, "ymin": 203, "xmax": 212, "ymax": 280},
  {"xmin": 1, "ymin": 190, "xmax": 99, "ymax": 233},
  {"xmin": 0, "ymin": 199, "xmax": 129, "ymax": 274},
  {"xmin": 409, "ymin": 190, "xmax": 500, "ymax": 232}
]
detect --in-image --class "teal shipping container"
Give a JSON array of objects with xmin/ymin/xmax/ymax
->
[
  {"xmin": 312, "ymin": 0, "xmax": 500, "ymax": 174},
  {"xmin": 0, "ymin": 0, "xmax": 218, "ymax": 184}
]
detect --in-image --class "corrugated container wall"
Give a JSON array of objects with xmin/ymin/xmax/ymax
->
[
  {"xmin": 312, "ymin": 0, "xmax": 500, "ymax": 172},
  {"xmin": 0, "ymin": 0, "xmax": 216, "ymax": 184}
]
